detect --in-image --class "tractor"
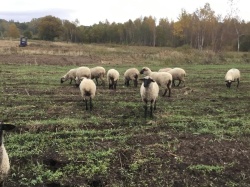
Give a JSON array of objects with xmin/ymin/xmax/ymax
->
[{"xmin": 19, "ymin": 37, "xmax": 27, "ymax": 47}]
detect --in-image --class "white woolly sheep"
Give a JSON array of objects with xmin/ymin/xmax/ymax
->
[
  {"xmin": 60, "ymin": 68, "xmax": 77, "ymax": 84},
  {"xmin": 79, "ymin": 78, "xmax": 96, "ymax": 111},
  {"xmin": 158, "ymin": 68, "xmax": 172, "ymax": 72},
  {"xmin": 167, "ymin": 67, "xmax": 186, "ymax": 87},
  {"xmin": 124, "ymin": 68, "xmax": 140, "ymax": 87},
  {"xmin": 0, "ymin": 122, "xmax": 15, "ymax": 187},
  {"xmin": 139, "ymin": 76, "xmax": 159, "ymax": 118},
  {"xmin": 140, "ymin": 67, "xmax": 172, "ymax": 97},
  {"xmin": 75, "ymin": 66, "xmax": 91, "ymax": 86},
  {"xmin": 225, "ymin": 68, "xmax": 240, "ymax": 88},
  {"xmin": 90, "ymin": 66, "xmax": 106, "ymax": 86},
  {"xmin": 107, "ymin": 69, "xmax": 120, "ymax": 90}
]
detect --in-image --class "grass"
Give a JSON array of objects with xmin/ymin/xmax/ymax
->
[{"xmin": 0, "ymin": 40, "xmax": 250, "ymax": 186}]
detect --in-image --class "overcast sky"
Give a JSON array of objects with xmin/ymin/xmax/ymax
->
[{"xmin": 0, "ymin": 0, "xmax": 248, "ymax": 26}]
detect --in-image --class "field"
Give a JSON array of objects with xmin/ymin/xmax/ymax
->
[{"xmin": 0, "ymin": 40, "xmax": 250, "ymax": 187}]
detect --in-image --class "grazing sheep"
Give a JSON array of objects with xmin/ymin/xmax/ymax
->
[
  {"xmin": 79, "ymin": 78, "xmax": 96, "ymax": 111},
  {"xmin": 107, "ymin": 69, "xmax": 120, "ymax": 90},
  {"xmin": 90, "ymin": 66, "xmax": 106, "ymax": 86},
  {"xmin": 140, "ymin": 76, "xmax": 159, "ymax": 118},
  {"xmin": 158, "ymin": 68, "xmax": 172, "ymax": 72},
  {"xmin": 75, "ymin": 66, "xmax": 91, "ymax": 86},
  {"xmin": 167, "ymin": 68, "xmax": 186, "ymax": 87},
  {"xmin": 124, "ymin": 68, "xmax": 140, "ymax": 87},
  {"xmin": 0, "ymin": 122, "xmax": 15, "ymax": 187},
  {"xmin": 225, "ymin": 68, "xmax": 240, "ymax": 88},
  {"xmin": 60, "ymin": 68, "xmax": 77, "ymax": 84},
  {"xmin": 140, "ymin": 67, "xmax": 172, "ymax": 97}
]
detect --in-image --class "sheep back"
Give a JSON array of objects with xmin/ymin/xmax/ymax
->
[
  {"xmin": 90, "ymin": 66, "xmax": 106, "ymax": 79},
  {"xmin": 158, "ymin": 68, "xmax": 172, "ymax": 72},
  {"xmin": 225, "ymin": 68, "xmax": 240, "ymax": 82},
  {"xmin": 75, "ymin": 66, "xmax": 91, "ymax": 85},
  {"xmin": 79, "ymin": 78, "xmax": 96, "ymax": 100}
]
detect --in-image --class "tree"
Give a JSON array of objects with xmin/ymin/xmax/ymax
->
[
  {"xmin": 8, "ymin": 23, "xmax": 20, "ymax": 38},
  {"xmin": 38, "ymin": 15, "xmax": 63, "ymax": 41}
]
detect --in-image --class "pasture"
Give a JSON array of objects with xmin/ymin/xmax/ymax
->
[{"xmin": 0, "ymin": 40, "xmax": 250, "ymax": 187}]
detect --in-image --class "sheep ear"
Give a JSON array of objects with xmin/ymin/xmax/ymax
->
[
  {"xmin": 0, "ymin": 124, "xmax": 16, "ymax": 131},
  {"xmin": 139, "ymin": 78, "xmax": 144, "ymax": 81}
]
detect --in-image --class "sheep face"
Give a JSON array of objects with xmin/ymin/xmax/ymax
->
[
  {"xmin": 140, "ymin": 68, "xmax": 149, "ymax": 75},
  {"xmin": 140, "ymin": 77, "xmax": 155, "ymax": 88},
  {"xmin": 225, "ymin": 80, "xmax": 232, "ymax": 88}
]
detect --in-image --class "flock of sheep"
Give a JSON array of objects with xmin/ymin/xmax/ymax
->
[
  {"xmin": 60, "ymin": 66, "xmax": 187, "ymax": 116},
  {"xmin": 0, "ymin": 66, "xmax": 241, "ymax": 186},
  {"xmin": 60, "ymin": 65, "xmax": 241, "ymax": 118}
]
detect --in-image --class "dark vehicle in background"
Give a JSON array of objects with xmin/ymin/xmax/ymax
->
[{"xmin": 19, "ymin": 37, "xmax": 27, "ymax": 47}]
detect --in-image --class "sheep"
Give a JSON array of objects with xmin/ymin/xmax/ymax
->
[
  {"xmin": 167, "ymin": 67, "xmax": 186, "ymax": 87},
  {"xmin": 140, "ymin": 67, "xmax": 172, "ymax": 97},
  {"xmin": 60, "ymin": 68, "xmax": 77, "ymax": 84},
  {"xmin": 107, "ymin": 69, "xmax": 120, "ymax": 90},
  {"xmin": 158, "ymin": 67, "xmax": 172, "ymax": 72},
  {"xmin": 0, "ymin": 122, "xmax": 15, "ymax": 187},
  {"xmin": 225, "ymin": 68, "xmax": 240, "ymax": 88},
  {"xmin": 90, "ymin": 66, "xmax": 106, "ymax": 86},
  {"xmin": 75, "ymin": 66, "xmax": 91, "ymax": 86},
  {"xmin": 124, "ymin": 68, "xmax": 140, "ymax": 87},
  {"xmin": 79, "ymin": 78, "xmax": 96, "ymax": 111},
  {"xmin": 139, "ymin": 76, "xmax": 159, "ymax": 118}
]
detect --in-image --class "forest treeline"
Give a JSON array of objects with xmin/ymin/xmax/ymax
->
[{"xmin": 1, "ymin": 3, "xmax": 250, "ymax": 51}]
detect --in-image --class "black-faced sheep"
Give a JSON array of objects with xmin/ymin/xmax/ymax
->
[
  {"xmin": 75, "ymin": 66, "xmax": 91, "ymax": 86},
  {"xmin": 225, "ymin": 68, "xmax": 240, "ymax": 88},
  {"xmin": 90, "ymin": 66, "xmax": 106, "ymax": 86},
  {"xmin": 60, "ymin": 68, "xmax": 77, "ymax": 84},
  {"xmin": 0, "ymin": 122, "xmax": 15, "ymax": 187},
  {"xmin": 140, "ymin": 67, "xmax": 172, "ymax": 97},
  {"xmin": 79, "ymin": 78, "xmax": 96, "ymax": 111},
  {"xmin": 107, "ymin": 69, "xmax": 120, "ymax": 90},
  {"xmin": 139, "ymin": 76, "xmax": 159, "ymax": 118},
  {"xmin": 167, "ymin": 68, "xmax": 186, "ymax": 87},
  {"xmin": 124, "ymin": 68, "xmax": 140, "ymax": 87}
]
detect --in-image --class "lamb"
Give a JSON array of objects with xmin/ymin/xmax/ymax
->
[
  {"xmin": 139, "ymin": 76, "xmax": 159, "ymax": 118},
  {"xmin": 107, "ymin": 69, "xmax": 120, "ymax": 90},
  {"xmin": 167, "ymin": 67, "xmax": 186, "ymax": 87},
  {"xmin": 124, "ymin": 68, "xmax": 140, "ymax": 87},
  {"xmin": 225, "ymin": 68, "xmax": 240, "ymax": 88},
  {"xmin": 90, "ymin": 66, "xmax": 106, "ymax": 86},
  {"xmin": 140, "ymin": 67, "xmax": 172, "ymax": 97},
  {"xmin": 75, "ymin": 66, "xmax": 91, "ymax": 86},
  {"xmin": 79, "ymin": 78, "xmax": 96, "ymax": 111},
  {"xmin": 0, "ymin": 122, "xmax": 15, "ymax": 187},
  {"xmin": 158, "ymin": 67, "xmax": 172, "ymax": 72},
  {"xmin": 60, "ymin": 68, "xmax": 77, "ymax": 84}
]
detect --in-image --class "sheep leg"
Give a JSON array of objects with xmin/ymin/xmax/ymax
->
[
  {"xmin": 144, "ymin": 101, "xmax": 148, "ymax": 118},
  {"xmin": 85, "ymin": 99, "xmax": 88, "ymax": 110},
  {"xmin": 90, "ymin": 97, "xmax": 93, "ymax": 111},
  {"xmin": 167, "ymin": 80, "xmax": 171, "ymax": 97},
  {"xmin": 176, "ymin": 80, "xmax": 181, "ymax": 87},
  {"xmin": 0, "ymin": 181, "xmax": 3, "ymax": 187},
  {"xmin": 69, "ymin": 78, "xmax": 72, "ymax": 84},
  {"xmin": 95, "ymin": 78, "xmax": 98, "ymax": 86},
  {"xmin": 134, "ymin": 79, "xmax": 138, "ymax": 87},
  {"xmin": 114, "ymin": 81, "xmax": 117, "ymax": 90},
  {"xmin": 237, "ymin": 79, "xmax": 240, "ymax": 88},
  {"xmin": 162, "ymin": 89, "xmax": 168, "ymax": 97},
  {"xmin": 154, "ymin": 100, "xmax": 156, "ymax": 110},
  {"xmin": 172, "ymin": 80, "xmax": 176, "ymax": 87},
  {"xmin": 150, "ymin": 101, "xmax": 153, "ymax": 117}
]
